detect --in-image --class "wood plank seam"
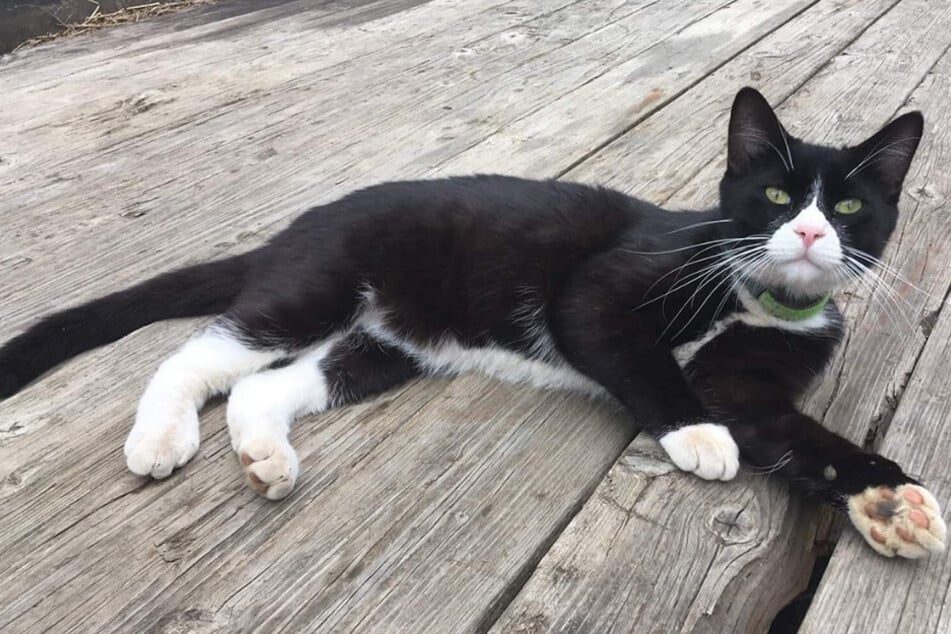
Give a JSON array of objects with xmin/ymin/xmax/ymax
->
[
  {"xmin": 554, "ymin": 0, "xmax": 832, "ymax": 179},
  {"xmin": 429, "ymin": 0, "xmax": 760, "ymax": 174},
  {"xmin": 490, "ymin": 0, "xmax": 951, "ymax": 630}
]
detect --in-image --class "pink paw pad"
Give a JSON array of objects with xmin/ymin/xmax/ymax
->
[
  {"xmin": 848, "ymin": 484, "xmax": 947, "ymax": 559},
  {"xmin": 235, "ymin": 436, "xmax": 299, "ymax": 501}
]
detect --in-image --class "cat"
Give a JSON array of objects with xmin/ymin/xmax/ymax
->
[{"xmin": 0, "ymin": 87, "xmax": 944, "ymax": 559}]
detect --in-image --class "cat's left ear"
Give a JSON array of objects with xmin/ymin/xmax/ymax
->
[
  {"xmin": 849, "ymin": 111, "xmax": 924, "ymax": 202},
  {"xmin": 727, "ymin": 87, "xmax": 794, "ymax": 175}
]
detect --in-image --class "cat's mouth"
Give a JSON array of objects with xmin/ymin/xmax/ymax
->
[
  {"xmin": 741, "ymin": 254, "xmax": 844, "ymax": 299},
  {"xmin": 781, "ymin": 254, "xmax": 829, "ymax": 271}
]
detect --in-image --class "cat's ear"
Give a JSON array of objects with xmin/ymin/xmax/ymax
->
[
  {"xmin": 727, "ymin": 87, "xmax": 793, "ymax": 175},
  {"xmin": 848, "ymin": 111, "xmax": 924, "ymax": 202}
]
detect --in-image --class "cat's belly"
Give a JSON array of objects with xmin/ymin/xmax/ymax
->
[
  {"xmin": 403, "ymin": 337, "xmax": 605, "ymax": 395},
  {"xmin": 355, "ymin": 295, "xmax": 605, "ymax": 396}
]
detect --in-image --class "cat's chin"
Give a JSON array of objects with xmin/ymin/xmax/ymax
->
[{"xmin": 750, "ymin": 261, "xmax": 841, "ymax": 299}]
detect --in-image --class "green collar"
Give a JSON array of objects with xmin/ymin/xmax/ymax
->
[{"xmin": 757, "ymin": 290, "xmax": 831, "ymax": 322}]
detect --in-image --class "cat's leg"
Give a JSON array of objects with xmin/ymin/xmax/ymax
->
[
  {"xmin": 227, "ymin": 331, "xmax": 420, "ymax": 499},
  {"xmin": 725, "ymin": 409, "xmax": 945, "ymax": 558},
  {"xmin": 572, "ymin": 350, "xmax": 738, "ymax": 480},
  {"xmin": 554, "ymin": 278, "xmax": 740, "ymax": 481},
  {"xmin": 225, "ymin": 341, "xmax": 336, "ymax": 500},
  {"xmin": 687, "ymin": 327, "xmax": 946, "ymax": 558},
  {"xmin": 571, "ymin": 345, "xmax": 737, "ymax": 481},
  {"xmin": 125, "ymin": 320, "xmax": 284, "ymax": 478},
  {"xmin": 554, "ymin": 325, "xmax": 738, "ymax": 480}
]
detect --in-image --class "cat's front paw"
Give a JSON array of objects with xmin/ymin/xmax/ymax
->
[
  {"xmin": 659, "ymin": 422, "xmax": 739, "ymax": 481},
  {"xmin": 848, "ymin": 484, "xmax": 946, "ymax": 558},
  {"xmin": 237, "ymin": 435, "xmax": 299, "ymax": 500}
]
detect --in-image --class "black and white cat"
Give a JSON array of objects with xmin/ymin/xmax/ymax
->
[{"xmin": 0, "ymin": 88, "xmax": 944, "ymax": 559}]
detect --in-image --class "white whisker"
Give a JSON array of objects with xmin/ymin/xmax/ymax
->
[
  {"xmin": 748, "ymin": 450, "xmax": 794, "ymax": 475},
  {"xmin": 845, "ymin": 136, "xmax": 920, "ymax": 180},
  {"xmin": 733, "ymin": 132, "xmax": 791, "ymax": 172},
  {"xmin": 778, "ymin": 126, "xmax": 795, "ymax": 171},
  {"xmin": 662, "ymin": 218, "xmax": 735, "ymax": 235},
  {"xmin": 655, "ymin": 246, "xmax": 765, "ymax": 315},
  {"xmin": 844, "ymin": 247, "xmax": 941, "ymax": 300},
  {"xmin": 658, "ymin": 248, "xmax": 768, "ymax": 342},
  {"xmin": 620, "ymin": 236, "xmax": 765, "ymax": 256},
  {"xmin": 632, "ymin": 239, "xmax": 770, "ymax": 312}
]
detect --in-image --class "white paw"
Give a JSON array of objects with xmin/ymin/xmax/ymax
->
[
  {"xmin": 237, "ymin": 435, "xmax": 299, "ymax": 500},
  {"xmin": 848, "ymin": 484, "xmax": 947, "ymax": 558},
  {"xmin": 123, "ymin": 407, "xmax": 200, "ymax": 479},
  {"xmin": 659, "ymin": 422, "xmax": 739, "ymax": 481}
]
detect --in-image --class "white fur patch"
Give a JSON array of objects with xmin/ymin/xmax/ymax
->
[
  {"xmin": 357, "ymin": 291, "xmax": 605, "ymax": 396},
  {"xmin": 734, "ymin": 286, "xmax": 836, "ymax": 332},
  {"xmin": 225, "ymin": 340, "xmax": 338, "ymax": 499},
  {"xmin": 672, "ymin": 317, "xmax": 734, "ymax": 366},
  {"xmin": 238, "ymin": 434, "xmax": 300, "ymax": 501},
  {"xmin": 672, "ymin": 287, "xmax": 837, "ymax": 367},
  {"xmin": 124, "ymin": 324, "xmax": 282, "ymax": 478},
  {"xmin": 760, "ymin": 180, "xmax": 844, "ymax": 296},
  {"xmin": 658, "ymin": 422, "xmax": 739, "ymax": 481},
  {"xmin": 227, "ymin": 340, "xmax": 336, "ymax": 449}
]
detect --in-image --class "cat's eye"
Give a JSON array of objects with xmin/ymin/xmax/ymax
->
[
  {"xmin": 765, "ymin": 187, "xmax": 790, "ymax": 205},
  {"xmin": 834, "ymin": 198, "xmax": 863, "ymax": 214}
]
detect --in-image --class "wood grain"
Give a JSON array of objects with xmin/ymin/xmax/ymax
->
[
  {"xmin": 799, "ymin": 47, "xmax": 951, "ymax": 634},
  {"xmin": 492, "ymin": 0, "xmax": 951, "ymax": 631},
  {"xmin": 0, "ymin": 0, "xmax": 723, "ymax": 333},
  {"xmin": 0, "ymin": 1, "xmax": 817, "ymax": 632},
  {"xmin": 3, "ymin": 0, "xmax": 950, "ymax": 631}
]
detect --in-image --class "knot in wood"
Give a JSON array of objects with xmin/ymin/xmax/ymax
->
[{"xmin": 709, "ymin": 503, "xmax": 756, "ymax": 543}]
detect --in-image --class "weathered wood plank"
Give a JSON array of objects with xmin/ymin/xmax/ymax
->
[
  {"xmin": 0, "ymin": 0, "xmax": 544, "ymax": 149},
  {"xmin": 1, "ymin": 0, "xmax": 718, "ymax": 331},
  {"xmin": 0, "ymin": 0, "xmax": 739, "ymax": 567},
  {"xmin": 0, "ymin": 0, "xmax": 692, "ymax": 552},
  {"xmin": 492, "ymin": 433, "xmax": 820, "ymax": 634},
  {"xmin": 0, "ymin": 1, "xmax": 811, "ymax": 633},
  {"xmin": 431, "ymin": 0, "xmax": 816, "ymax": 177},
  {"xmin": 491, "ymin": 0, "xmax": 951, "ymax": 631},
  {"xmin": 1, "ymin": 371, "xmax": 632, "ymax": 633},
  {"xmin": 798, "ymin": 47, "xmax": 951, "ymax": 634},
  {"xmin": 657, "ymin": 0, "xmax": 951, "ymax": 457}
]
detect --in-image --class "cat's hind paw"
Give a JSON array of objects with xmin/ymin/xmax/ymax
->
[
  {"xmin": 659, "ymin": 422, "xmax": 739, "ymax": 481},
  {"xmin": 238, "ymin": 435, "xmax": 299, "ymax": 500},
  {"xmin": 124, "ymin": 409, "xmax": 200, "ymax": 479},
  {"xmin": 848, "ymin": 484, "xmax": 946, "ymax": 558}
]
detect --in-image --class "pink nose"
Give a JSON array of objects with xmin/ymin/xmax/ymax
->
[{"xmin": 794, "ymin": 224, "xmax": 826, "ymax": 249}]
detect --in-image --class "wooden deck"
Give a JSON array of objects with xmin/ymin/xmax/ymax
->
[{"xmin": 1, "ymin": 0, "xmax": 950, "ymax": 631}]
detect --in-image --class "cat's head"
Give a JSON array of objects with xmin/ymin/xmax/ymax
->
[{"xmin": 718, "ymin": 87, "xmax": 922, "ymax": 300}]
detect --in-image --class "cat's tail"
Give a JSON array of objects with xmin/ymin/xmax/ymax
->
[{"xmin": 0, "ymin": 253, "xmax": 250, "ymax": 400}]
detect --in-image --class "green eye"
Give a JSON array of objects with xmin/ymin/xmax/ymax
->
[
  {"xmin": 834, "ymin": 198, "xmax": 863, "ymax": 214},
  {"xmin": 765, "ymin": 187, "xmax": 790, "ymax": 204}
]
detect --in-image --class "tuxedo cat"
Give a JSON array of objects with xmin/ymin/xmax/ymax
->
[{"xmin": 0, "ymin": 88, "xmax": 944, "ymax": 559}]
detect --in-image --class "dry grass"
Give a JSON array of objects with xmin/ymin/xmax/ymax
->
[{"xmin": 15, "ymin": 0, "xmax": 221, "ymax": 50}]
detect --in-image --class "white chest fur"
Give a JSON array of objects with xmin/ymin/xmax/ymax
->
[{"xmin": 672, "ymin": 289, "xmax": 837, "ymax": 367}]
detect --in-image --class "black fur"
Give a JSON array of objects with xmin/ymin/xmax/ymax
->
[
  {"xmin": 0, "ymin": 254, "xmax": 248, "ymax": 398},
  {"xmin": 0, "ymin": 87, "xmax": 926, "ymax": 513}
]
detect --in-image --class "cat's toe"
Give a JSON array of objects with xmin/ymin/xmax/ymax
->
[
  {"xmin": 848, "ymin": 484, "xmax": 946, "ymax": 558},
  {"xmin": 659, "ymin": 422, "xmax": 739, "ymax": 482},
  {"xmin": 238, "ymin": 436, "xmax": 299, "ymax": 500},
  {"xmin": 123, "ymin": 420, "xmax": 200, "ymax": 479}
]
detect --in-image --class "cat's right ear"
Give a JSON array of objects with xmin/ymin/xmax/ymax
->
[
  {"xmin": 848, "ymin": 111, "xmax": 923, "ymax": 203},
  {"xmin": 727, "ymin": 87, "xmax": 792, "ymax": 175}
]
